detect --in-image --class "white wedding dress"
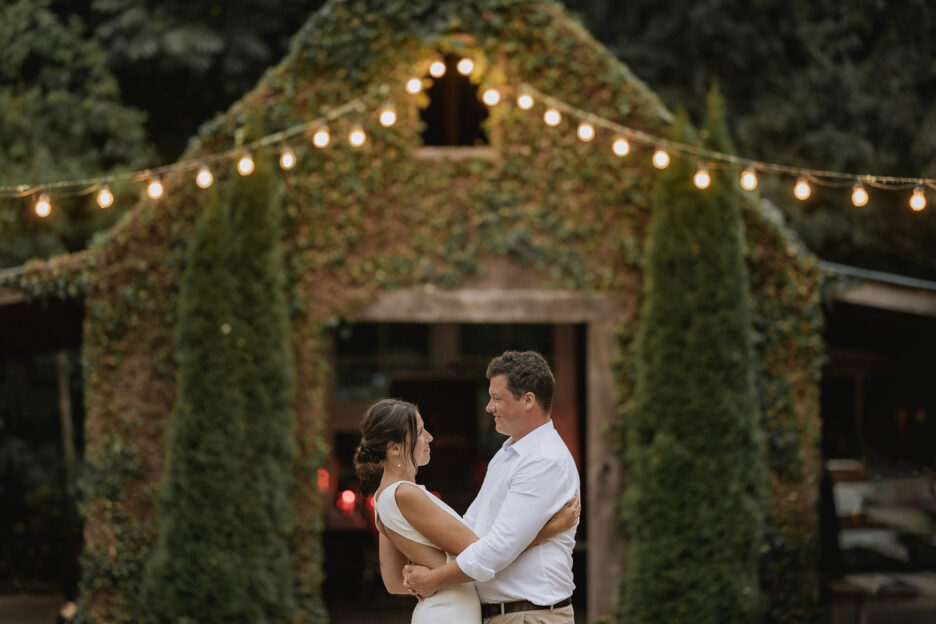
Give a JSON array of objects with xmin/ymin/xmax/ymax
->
[{"xmin": 375, "ymin": 481, "xmax": 481, "ymax": 624}]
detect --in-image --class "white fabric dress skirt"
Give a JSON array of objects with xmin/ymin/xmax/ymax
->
[{"xmin": 375, "ymin": 481, "xmax": 481, "ymax": 624}]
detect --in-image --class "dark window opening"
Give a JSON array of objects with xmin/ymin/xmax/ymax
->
[{"xmin": 420, "ymin": 53, "xmax": 489, "ymax": 147}]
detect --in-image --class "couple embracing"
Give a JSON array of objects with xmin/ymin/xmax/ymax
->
[{"xmin": 354, "ymin": 350, "xmax": 580, "ymax": 624}]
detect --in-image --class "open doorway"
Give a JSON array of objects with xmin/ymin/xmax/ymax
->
[
  {"xmin": 0, "ymin": 297, "xmax": 84, "ymax": 612},
  {"xmin": 322, "ymin": 321, "xmax": 587, "ymax": 620}
]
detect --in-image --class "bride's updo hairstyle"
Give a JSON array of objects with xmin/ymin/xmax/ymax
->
[{"xmin": 354, "ymin": 399, "xmax": 419, "ymax": 495}]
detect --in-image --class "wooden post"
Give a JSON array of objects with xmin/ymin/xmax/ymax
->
[
  {"xmin": 586, "ymin": 320, "xmax": 622, "ymax": 620},
  {"xmin": 57, "ymin": 350, "xmax": 76, "ymax": 499}
]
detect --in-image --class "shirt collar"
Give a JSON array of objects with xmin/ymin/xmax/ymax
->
[{"xmin": 503, "ymin": 420, "xmax": 554, "ymax": 456}]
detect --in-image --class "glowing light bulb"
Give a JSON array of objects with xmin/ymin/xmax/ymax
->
[
  {"xmin": 279, "ymin": 148, "xmax": 297, "ymax": 170},
  {"xmin": 379, "ymin": 107, "xmax": 397, "ymax": 127},
  {"xmin": 740, "ymin": 168, "xmax": 758, "ymax": 191},
  {"xmin": 429, "ymin": 61, "xmax": 446, "ymax": 78},
  {"xmin": 910, "ymin": 186, "xmax": 927, "ymax": 211},
  {"xmin": 313, "ymin": 128, "xmax": 330, "ymax": 148},
  {"xmin": 851, "ymin": 184, "xmax": 868, "ymax": 207},
  {"xmin": 405, "ymin": 78, "xmax": 423, "ymax": 94},
  {"xmin": 517, "ymin": 93, "xmax": 534, "ymax": 110},
  {"xmin": 96, "ymin": 186, "xmax": 114, "ymax": 208},
  {"xmin": 336, "ymin": 489, "xmax": 357, "ymax": 514},
  {"xmin": 577, "ymin": 122, "xmax": 595, "ymax": 142},
  {"xmin": 482, "ymin": 88, "xmax": 500, "ymax": 106},
  {"xmin": 456, "ymin": 58, "xmax": 474, "ymax": 75},
  {"xmin": 694, "ymin": 166, "xmax": 711, "ymax": 189},
  {"xmin": 652, "ymin": 148, "xmax": 670, "ymax": 169},
  {"xmin": 543, "ymin": 108, "xmax": 561, "ymax": 126},
  {"xmin": 195, "ymin": 166, "xmax": 214, "ymax": 188},
  {"xmin": 237, "ymin": 153, "xmax": 255, "ymax": 176},
  {"xmin": 35, "ymin": 193, "xmax": 51, "ymax": 217},
  {"xmin": 349, "ymin": 127, "xmax": 366, "ymax": 147},
  {"xmin": 794, "ymin": 177, "xmax": 811, "ymax": 200},
  {"xmin": 146, "ymin": 179, "xmax": 164, "ymax": 200},
  {"xmin": 612, "ymin": 138, "xmax": 630, "ymax": 157}
]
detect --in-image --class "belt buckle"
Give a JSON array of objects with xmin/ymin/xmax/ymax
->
[{"xmin": 500, "ymin": 603, "xmax": 505, "ymax": 616}]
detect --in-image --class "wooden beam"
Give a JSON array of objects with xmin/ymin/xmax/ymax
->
[
  {"xmin": 353, "ymin": 287, "xmax": 628, "ymax": 323},
  {"xmin": 833, "ymin": 282, "xmax": 936, "ymax": 317},
  {"xmin": 0, "ymin": 287, "xmax": 24, "ymax": 307}
]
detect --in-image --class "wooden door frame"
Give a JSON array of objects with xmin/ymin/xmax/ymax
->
[{"xmin": 353, "ymin": 284, "xmax": 628, "ymax": 620}]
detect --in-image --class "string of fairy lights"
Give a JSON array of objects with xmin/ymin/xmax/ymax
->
[{"xmin": 2, "ymin": 54, "xmax": 934, "ymax": 218}]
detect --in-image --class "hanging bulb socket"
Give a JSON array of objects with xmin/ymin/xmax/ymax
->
[
  {"xmin": 348, "ymin": 126, "xmax": 367, "ymax": 147},
  {"xmin": 794, "ymin": 177, "xmax": 811, "ymax": 200},
  {"xmin": 429, "ymin": 60, "xmax": 446, "ymax": 78},
  {"xmin": 379, "ymin": 106, "xmax": 397, "ymax": 127},
  {"xmin": 405, "ymin": 78, "xmax": 423, "ymax": 94},
  {"xmin": 313, "ymin": 127, "xmax": 331, "ymax": 148},
  {"xmin": 195, "ymin": 166, "xmax": 214, "ymax": 188},
  {"xmin": 35, "ymin": 192, "xmax": 52, "ymax": 217},
  {"xmin": 543, "ymin": 108, "xmax": 562, "ymax": 126},
  {"xmin": 146, "ymin": 178, "xmax": 164, "ymax": 200},
  {"xmin": 910, "ymin": 186, "xmax": 927, "ymax": 211},
  {"xmin": 237, "ymin": 153, "xmax": 255, "ymax": 176},
  {"xmin": 577, "ymin": 122, "xmax": 595, "ymax": 142},
  {"xmin": 96, "ymin": 185, "xmax": 114, "ymax": 209},
  {"xmin": 851, "ymin": 183, "xmax": 869, "ymax": 207},
  {"xmin": 456, "ymin": 58, "xmax": 474, "ymax": 75},
  {"xmin": 279, "ymin": 147, "xmax": 297, "ymax": 170},
  {"xmin": 517, "ymin": 93, "xmax": 534, "ymax": 110}
]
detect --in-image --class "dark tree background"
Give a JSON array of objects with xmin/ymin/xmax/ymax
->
[{"xmin": 563, "ymin": 0, "xmax": 936, "ymax": 279}]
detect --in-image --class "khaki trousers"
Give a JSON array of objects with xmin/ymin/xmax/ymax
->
[{"xmin": 482, "ymin": 604, "xmax": 574, "ymax": 624}]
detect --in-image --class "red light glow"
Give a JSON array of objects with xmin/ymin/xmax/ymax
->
[
  {"xmin": 317, "ymin": 468, "xmax": 330, "ymax": 492},
  {"xmin": 337, "ymin": 489, "xmax": 357, "ymax": 514}
]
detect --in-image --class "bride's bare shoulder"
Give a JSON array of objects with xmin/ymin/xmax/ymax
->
[{"xmin": 393, "ymin": 482, "xmax": 428, "ymax": 506}]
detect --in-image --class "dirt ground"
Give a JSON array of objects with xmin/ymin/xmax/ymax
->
[{"xmin": 5, "ymin": 592, "xmax": 936, "ymax": 624}]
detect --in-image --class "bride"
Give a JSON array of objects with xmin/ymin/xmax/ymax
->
[{"xmin": 354, "ymin": 398, "xmax": 579, "ymax": 623}]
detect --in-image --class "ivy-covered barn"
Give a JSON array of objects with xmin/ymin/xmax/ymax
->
[{"xmin": 0, "ymin": 0, "xmax": 824, "ymax": 621}]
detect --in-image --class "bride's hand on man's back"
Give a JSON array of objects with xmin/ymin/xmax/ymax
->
[{"xmin": 553, "ymin": 494, "xmax": 581, "ymax": 533}]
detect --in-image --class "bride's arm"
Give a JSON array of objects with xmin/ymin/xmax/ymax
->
[
  {"xmin": 529, "ymin": 494, "xmax": 580, "ymax": 547},
  {"xmin": 397, "ymin": 485, "xmax": 581, "ymax": 559},
  {"xmin": 395, "ymin": 484, "xmax": 478, "ymax": 557},
  {"xmin": 377, "ymin": 521, "xmax": 411, "ymax": 595}
]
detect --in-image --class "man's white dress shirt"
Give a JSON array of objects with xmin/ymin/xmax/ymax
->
[{"xmin": 455, "ymin": 420, "xmax": 579, "ymax": 605}]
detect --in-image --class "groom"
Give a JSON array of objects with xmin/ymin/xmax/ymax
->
[{"xmin": 403, "ymin": 350, "xmax": 580, "ymax": 623}]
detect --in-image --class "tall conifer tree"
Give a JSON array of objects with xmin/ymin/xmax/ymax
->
[
  {"xmin": 623, "ymin": 87, "xmax": 766, "ymax": 623},
  {"xmin": 227, "ymin": 153, "xmax": 297, "ymax": 618},
  {"xmin": 142, "ymin": 154, "xmax": 297, "ymax": 622},
  {"xmin": 141, "ymin": 187, "xmax": 255, "ymax": 622}
]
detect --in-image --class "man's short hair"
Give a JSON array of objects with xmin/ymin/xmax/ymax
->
[{"xmin": 486, "ymin": 350, "xmax": 555, "ymax": 413}]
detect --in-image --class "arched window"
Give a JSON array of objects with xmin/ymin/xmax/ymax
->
[{"xmin": 420, "ymin": 53, "xmax": 489, "ymax": 147}]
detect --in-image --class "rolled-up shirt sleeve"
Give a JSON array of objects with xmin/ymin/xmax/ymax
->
[
  {"xmin": 462, "ymin": 496, "xmax": 479, "ymax": 532},
  {"xmin": 456, "ymin": 457, "xmax": 566, "ymax": 582}
]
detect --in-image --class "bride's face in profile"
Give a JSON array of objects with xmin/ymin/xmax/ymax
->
[{"xmin": 412, "ymin": 412, "xmax": 433, "ymax": 467}]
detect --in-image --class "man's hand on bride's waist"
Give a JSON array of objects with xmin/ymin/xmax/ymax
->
[{"xmin": 402, "ymin": 563, "xmax": 437, "ymax": 598}]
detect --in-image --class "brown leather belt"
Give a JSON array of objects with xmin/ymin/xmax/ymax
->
[{"xmin": 480, "ymin": 597, "xmax": 572, "ymax": 619}]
